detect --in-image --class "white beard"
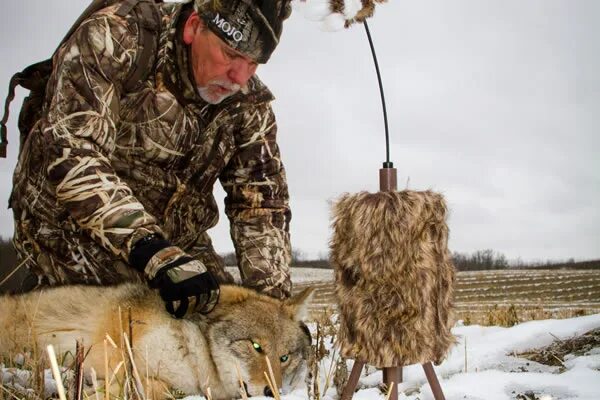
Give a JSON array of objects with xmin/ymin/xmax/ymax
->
[{"xmin": 197, "ymin": 79, "xmax": 241, "ymax": 104}]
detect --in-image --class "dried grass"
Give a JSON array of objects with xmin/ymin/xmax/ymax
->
[
  {"xmin": 305, "ymin": 306, "xmax": 342, "ymax": 400},
  {"xmin": 517, "ymin": 327, "xmax": 600, "ymax": 369},
  {"xmin": 0, "ymin": 308, "xmax": 192, "ymax": 400},
  {"xmin": 234, "ymin": 361, "xmax": 248, "ymax": 400},
  {"xmin": 5, "ymin": 273, "xmax": 596, "ymax": 400},
  {"xmin": 264, "ymin": 356, "xmax": 281, "ymax": 400},
  {"xmin": 46, "ymin": 345, "xmax": 67, "ymax": 400},
  {"xmin": 458, "ymin": 304, "xmax": 595, "ymax": 327}
]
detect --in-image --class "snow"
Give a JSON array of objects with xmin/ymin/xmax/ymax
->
[
  {"xmin": 3, "ymin": 314, "xmax": 599, "ymax": 400},
  {"xmin": 3, "ymin": 266, "xmax": 599, "ymax": 400},
  {"xmin": 1, "ymin": 367, "xmax": 60, "ymax": 399},
  {"xmin": 226, "ymin": 266, "xmax": 334, "ymax": 284},
  {"xmin": 182, "ymin": 314, "xmax": 600, "ymax": 400},
  {"xmin": 429, "ymin": 368, "xmax": 599, "ymax": 400}
]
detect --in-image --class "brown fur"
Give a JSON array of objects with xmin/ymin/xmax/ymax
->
[
  {"xmin": 330, "ymin": 190, "xmax": 456, "ymax": 367},
  {"xmin": 0, "ymin": 284, "xmax": 313, "ymax": 399},
  {"xmin": 335, "ymin": 0, "xmax": 387, "ymax": 28}
]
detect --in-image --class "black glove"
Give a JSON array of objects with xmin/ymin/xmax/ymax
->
[{"xmin": 129, "ymin": 234, "xmax": 220, "ymax": 318}]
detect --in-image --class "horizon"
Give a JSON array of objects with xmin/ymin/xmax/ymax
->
[{"xmin": 0, "ymin": 0, "xmax": 598, "ymax": 263}]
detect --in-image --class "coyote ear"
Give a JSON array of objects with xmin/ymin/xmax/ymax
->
[
  {"xmin": 286, "ymin": 287, "xmax": 315, "ymax": 321},
  {"xmin": 218, "ymin": 285, "xmax": 251, "ymax": 305}
]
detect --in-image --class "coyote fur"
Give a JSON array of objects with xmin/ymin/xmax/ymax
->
[{"xmin": 0, "ymin": 284, "xmax": 314, "ymax": 399}]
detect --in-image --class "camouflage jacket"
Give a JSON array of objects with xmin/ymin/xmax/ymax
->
[{"xmin": 9, "ymin": 2, "xmax": 292, "ymax": 298}]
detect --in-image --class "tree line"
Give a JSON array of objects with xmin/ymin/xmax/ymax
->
[
  {"xmin": 223, "ymin": 248, "xmax": 600, "ymax": 271},
  {"xmin": 1, "ymin": 237, "xmax": 598, "ymax": 273}
]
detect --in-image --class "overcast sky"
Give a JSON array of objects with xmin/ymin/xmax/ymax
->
[{"xmin": 0, "ymin": 0, "xmax": 598, "ymax": 262}]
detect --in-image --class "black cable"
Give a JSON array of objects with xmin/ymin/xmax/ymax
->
[{"xmin": 363, "ymin": 20, "xmax": 392, "ymax": 168}]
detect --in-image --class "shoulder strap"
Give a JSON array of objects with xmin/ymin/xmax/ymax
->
[
  {"xmin": 0, "ymin": 73, "xmax": 22, "ymax": 158},
  {"xmin": 0, "ymin": 60, "xmax": 53, "ymax": 158},
  {"xmin": 118, "ymin": 0, "xmax": 161, "ymax": 92},
  {"xmin": 0, "ymin": 0, "xmax": 162, "ymax": 158},
  {"xmin": 1, "ymin": 0, "xmax": 113, "ymax": 158}
]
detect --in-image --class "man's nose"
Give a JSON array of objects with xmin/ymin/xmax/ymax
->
[{"xmin": 227, "ymin": 58, "xmax": 257, "ymax": 86}]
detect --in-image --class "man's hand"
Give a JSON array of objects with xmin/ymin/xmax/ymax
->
[{"xmin": 130, "ymin": 235, "xmax": 220, "ymax": 318}]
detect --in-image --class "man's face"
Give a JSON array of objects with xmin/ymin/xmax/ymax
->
[{"xmin": 183, "ymin": 12, "xmax": 258, "ymax": 104}]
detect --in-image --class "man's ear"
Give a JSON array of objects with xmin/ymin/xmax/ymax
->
[
  {"xmin": 183, "ymin": 11, "xmax": 204, "ymax": 45},
  {"xmin": 285, "ymin": 287, "xmax": 315, "ymax": 321}
]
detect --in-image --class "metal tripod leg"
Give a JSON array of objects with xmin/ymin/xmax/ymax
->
[
  {"xmin": 340, "ymin": 361, "xmax": 365, "ymax": 400},
  {"xmin": 342, "ymin": 361, "xmax": 445, "ymax": 400},
  {"xmin": 383, "ymin": 367, "xmax": 402, "ymax": 400},
  {"xmin": 422, "ymin": 362, "xmax": 446, "ymax": 400}
]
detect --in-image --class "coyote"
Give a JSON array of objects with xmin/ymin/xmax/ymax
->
[{"xmin": 0, "ymin": 284, "xmax": 314, "ymax": 399}]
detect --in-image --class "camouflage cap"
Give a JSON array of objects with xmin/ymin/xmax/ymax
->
[{"xmin": 194, "ymin": 0, "xmax": 292, "ymax": 64}]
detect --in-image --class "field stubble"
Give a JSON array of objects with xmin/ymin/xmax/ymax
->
[
  {"xmin": 2, "ymin": 268, "xmax": 598, "ymax": 399},
  {"xmin": 285, "ymin": 268, "xmax": 600, "ymax": 326}
]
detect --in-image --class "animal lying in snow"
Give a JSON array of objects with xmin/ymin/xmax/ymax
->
[{"xmin": 0, "ymin": 284, "xmax": 314, "ymax": 399}]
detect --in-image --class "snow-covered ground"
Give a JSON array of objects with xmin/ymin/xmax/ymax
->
[
  {"xmin": 226, "ymin": 266, "xmax": 334, "ymax": 284},
  {"xmin": 3, "ymin": 268, "xmax": 599, "ymax": 399},
  {"xmin": 184, "ymin": 313, "xmax": 600, "ymax": 400},
  {"xmin": 4, "ymin": 313, "xmax": 598, "ymax": 400}
]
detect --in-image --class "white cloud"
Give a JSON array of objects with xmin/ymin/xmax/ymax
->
[{"xmin": 0, "ymin": 0, "xmax": 598, "ymax": 262}]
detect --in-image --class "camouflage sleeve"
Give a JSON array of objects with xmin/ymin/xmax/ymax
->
[
  {"xmin": 220, "ymin": 103, "xmax": 292, "ymax": 299},
  {"xmin": 42, "ymin": 10, "xmax": 161, "ymax": 260}
]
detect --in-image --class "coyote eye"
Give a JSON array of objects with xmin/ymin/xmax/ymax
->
[
  {"xmin": 280, "ymin": 354, "xmax": 289, "ymax": 363},
  {"xmin": 251, "ymin": 341, "xmax": 263, "ymax": 353}
]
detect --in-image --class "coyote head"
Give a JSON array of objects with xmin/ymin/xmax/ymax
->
[{"xmin": 200, "ymin": 285, "xmax": 314, "ymax": 398}]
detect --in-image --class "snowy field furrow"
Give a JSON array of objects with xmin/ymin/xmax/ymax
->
[
  {"xmin": 454, "ymin": 302, "xmax": 600, "ymax": 309},
  {"xmin": 455, "ymin": 279, "xmax": 600, "ymax": 292},
  {"xmin": 459, "ymin": 270, "xmax": 598, "ymax": 277},
  {"xmin": 455, "ymin": 284, "xmax": 600, "ymax": 298},
  {"xmin": 289, "ymin": 269, "xmax": 600, "ymax": 321}
]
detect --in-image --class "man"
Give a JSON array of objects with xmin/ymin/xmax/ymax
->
[{"xmin": 6, "ymin": 0, "xmax": 293, "ymax": 318}]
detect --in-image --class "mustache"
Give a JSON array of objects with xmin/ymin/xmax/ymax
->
[
  {"xmin": 196, "ymin": 78, "xmax": 249, "ymax": 104},
  {"xmin": 207, "ymin": 79, "xmax": 241, "ymax": 92}
]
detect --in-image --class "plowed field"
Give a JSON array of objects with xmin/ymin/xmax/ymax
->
[{"xmin": 290, "ymin": 269, "xmax": 600, "ymax": 324}]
